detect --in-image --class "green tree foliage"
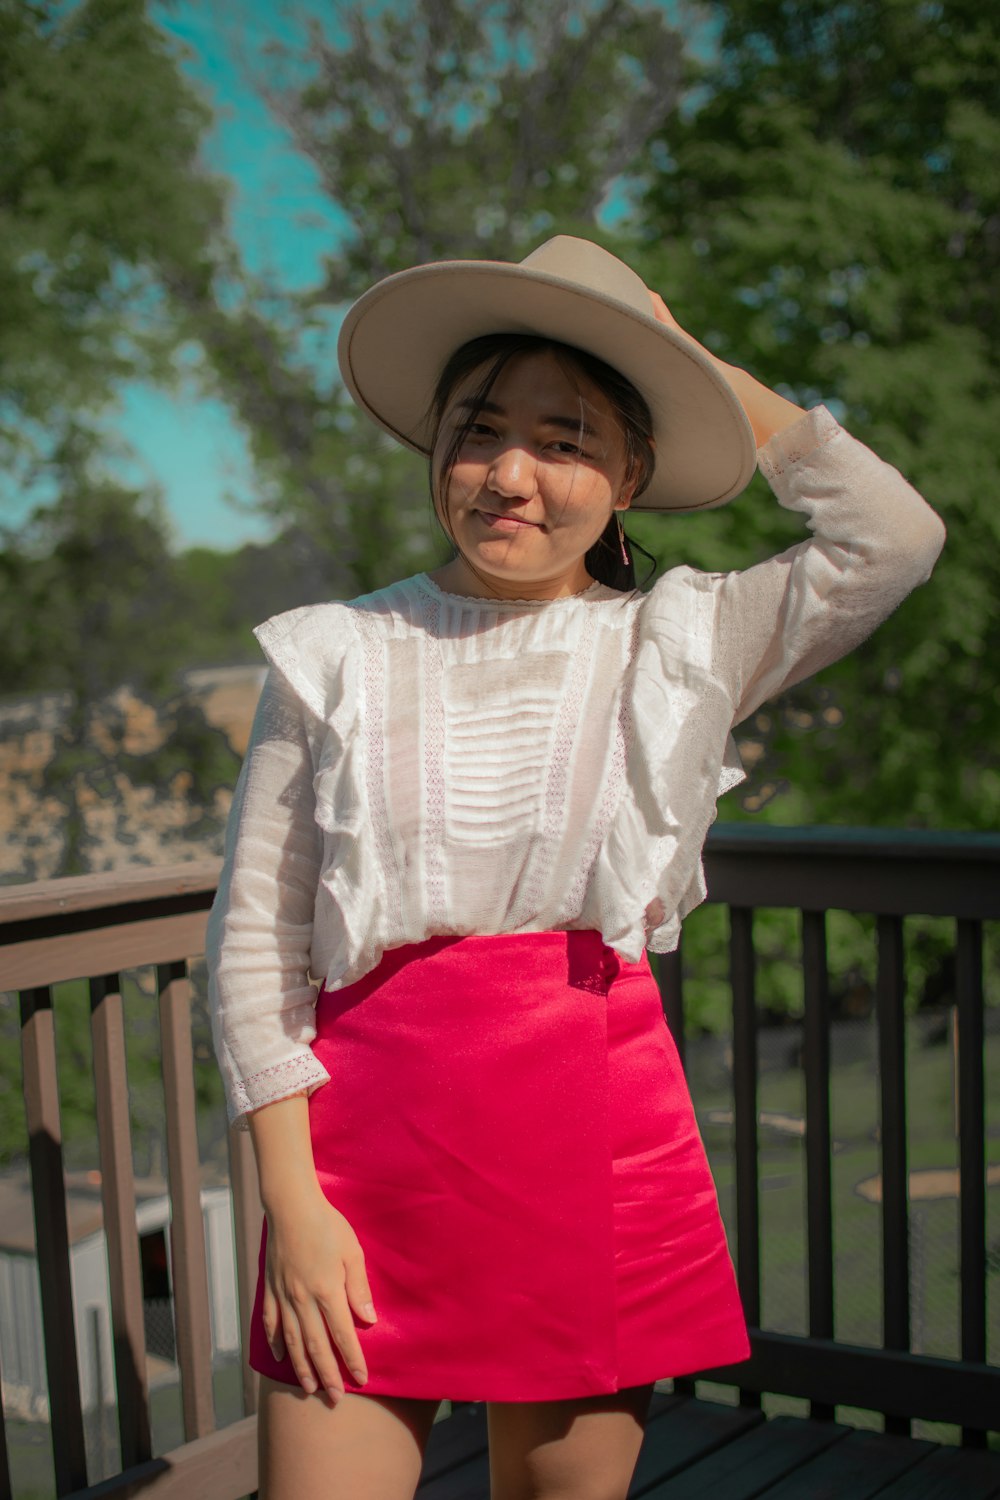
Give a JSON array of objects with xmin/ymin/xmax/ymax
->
[
  {"xmin": 0, "ymin": 0, "xmax": 225, "ymax": 483},
  {"xmin": 0, "ymin": 0, "xmax": 251, "ymax": 887},
  {"xmin": 270, "ymin": 0, "xmax": 685, "ymax": 297},
  {"xmin": 633, "ymin": 0, "xmax": 1000, "ymax": 830},
  {"xmin": 0, "ymin": 443, "xmax": 241, "ymax": 879},
  {"xmin": 176, "ymin": 0, "xmax": 688, "ymax": 592},
  {"xmin": 172, "ymin": 528, "xmax": 347, "ymax": 666}
]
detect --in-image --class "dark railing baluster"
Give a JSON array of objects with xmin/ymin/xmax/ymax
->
[
  {"xmin": 658, "ymin": 942, "xmax": 685, "ymax": 1072},
  {"xmin": 20, "ymin": 986, "xmax": 89, "ymax": 1495},
  {"xmin": 802, "ymin": 909, "xmax": 835, "ymax": 1421},
  {"xmin": 227, "ymin": 1125, "xmax": 263, "ymax": 1418},
  {"xmin": 90, "ymin": 973, "xmax": 152, "ymax": 1468},
  {"xmin": 876, "ymin": 916, "xmax": 910, "ymax": 1437},
  {"xmin": 730, "ymin": 906, "xmax": 762, "ymax": 1408},
  {"xmin": 956, "ymin": 919, "xmax": 987, "ymax": 1448},
  {"xmin": 158, "ymin": 961, "xmax": 216, "ymax": 1441},
  {"xmin": 657, "ymin": 943, "xmax": 696, "ymax": 1395}
]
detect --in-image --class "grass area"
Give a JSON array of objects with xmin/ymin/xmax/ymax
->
[
  {"xmin": 686, "ymin": 1007, "xmax": 999, "ymax": 1438},
  {"xmin": 5, "ymin": 1362, "xmax": 249, "ymax": 1500}
]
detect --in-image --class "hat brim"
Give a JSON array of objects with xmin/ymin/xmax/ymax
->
[{"xmin": 337, "ymin": 259, "xmax": 757, "ymax": 513}]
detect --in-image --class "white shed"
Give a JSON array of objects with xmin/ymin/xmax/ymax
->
[{"xmin": 0, "ymin": 1170, "xmax": 242, "ymax": 1420}]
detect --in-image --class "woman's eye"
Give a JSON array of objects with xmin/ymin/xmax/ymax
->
[
  {"xmin": 465, "ymin": 422, "xmax": 497, "ymax": 439},
  {"xmin": 551, "ymin": 439, "xmax": 585, "ymax": 456}
]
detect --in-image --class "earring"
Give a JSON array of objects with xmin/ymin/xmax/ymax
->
[{"xmin": 617, "ymin": 512, "xmax": 629, "ymax": 566}]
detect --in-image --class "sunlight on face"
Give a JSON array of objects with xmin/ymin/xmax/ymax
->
[{"xmin": 429, "ymin": 349, "xmax": 635, "ymax": 601}]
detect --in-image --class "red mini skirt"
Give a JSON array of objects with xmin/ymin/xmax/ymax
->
[{"xmin": 249, "ymin": 931, "xmax": 748, "ymax": 1401}]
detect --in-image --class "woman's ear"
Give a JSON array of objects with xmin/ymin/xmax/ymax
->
[{"xmin": 615, "ymin": 469, "xmax": 638, "ymax": 511}]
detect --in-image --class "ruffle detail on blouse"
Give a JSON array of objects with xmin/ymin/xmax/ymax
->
[
  {"xmin": 254, "ymin": 603, "xmax": 362, "ymax": 727},
  {"xmin": 588, "ymin": 566, "xmax": 746, "ymax": 961},
  {"xmin": 254, "ymin": 602, "xmax": 383, "ymax": 991}
]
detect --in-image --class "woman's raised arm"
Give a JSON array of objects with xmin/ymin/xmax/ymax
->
[
  {"xmin": 646, "ymin": 291, "xmax": 946, "ymax": 727},
  {"xmin": 648, "ymin": 290, "xmax": 806, "ymax": 447}
]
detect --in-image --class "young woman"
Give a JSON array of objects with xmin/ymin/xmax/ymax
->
[{"xmin": 207, "ymin": 237, "xmax": 945, "ymax": 1500}]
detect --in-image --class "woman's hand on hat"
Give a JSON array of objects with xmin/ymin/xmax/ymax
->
[
  {"xmin": 648, "ymin": 290, "xmax": 686, "ymax": 336},
  {"xmin": 647, "ymin": 287, "xmax": 805, "ymax": 448}
]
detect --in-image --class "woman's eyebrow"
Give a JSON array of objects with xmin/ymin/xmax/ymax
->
[{"xmin": 454, "ymin": 397, "xmax": 599, "ymax": 438}]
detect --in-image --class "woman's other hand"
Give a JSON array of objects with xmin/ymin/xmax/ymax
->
[
  {"xmin": 248, "ymin": 1093, "xmax": 378, "ymax": 1404},
  {"xmin": 648, "ymin": 289, "xmax": 805, "ymax": 448},
  {"xmin": 262, "ymin": 1188, "xmax": 376, "ymax": 1402}
]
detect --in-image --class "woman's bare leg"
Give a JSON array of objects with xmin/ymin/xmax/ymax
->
[
  {"xmin": 258, "ymin": 1376, "xmax": 441, "ymax": 1500},
  {"xmin": 487, "ymin": 1383, "xmax": 653, "ymax": 1500}
]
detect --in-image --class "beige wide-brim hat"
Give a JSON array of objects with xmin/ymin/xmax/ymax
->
[{"xmin": 337, "ymin": 235, "xmax": 757, "ymax": 513}]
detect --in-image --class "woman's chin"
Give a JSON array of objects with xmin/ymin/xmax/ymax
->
[{"xmin": 446, "ymin": 549, "xmax": 591, "ymax": 600}]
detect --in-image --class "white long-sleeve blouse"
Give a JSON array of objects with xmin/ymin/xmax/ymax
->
[{"xmin": 207, "ymin": 405, "xmax": 946, "ymax": 1125}]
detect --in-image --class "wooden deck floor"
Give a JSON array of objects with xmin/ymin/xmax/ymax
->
[{"xmin": 415, "ymin": 1392, "xmax": 1000, "ymax": 1499}]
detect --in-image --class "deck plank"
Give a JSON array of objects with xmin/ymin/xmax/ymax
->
[
  {"xmin": 873, "ymin": 1444, "xmax": 1000, "ymax": 1500},
  {"xmin": 641, "ymin": 1413, "xmax": 850, "ymax": 1499},
  {"xmin": 752, "ymin": 1427, "xmax": 935, "ymax": 1499},
  {"xmin": 414, "ymin": 1400, "xmax": 1000, "ymax": 1500},
  {"xmin": 417, "ymin": 1446, "xmax": 490, "ymax": 1498},
  {"xmin": 628, "ymin": 1397, "xmax": 764, "ymax": 1494},
  {"xmin": 420, "ymin": 1406, "xmax": 488, "ymax": 1483}
]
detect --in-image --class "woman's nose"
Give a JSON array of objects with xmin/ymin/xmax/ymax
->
[{"xmin": 487, "ymin": 444, "xmax": 535, "ymax": 498}]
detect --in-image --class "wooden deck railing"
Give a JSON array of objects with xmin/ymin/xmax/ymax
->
[
  {"xmin": 1, "ymin": 863, "xmax": 257, "ymax": 1500},
  {"xmin": 0, "ymin": 827, "xmax": 997, "ymax": 1499},
  {"xmin": 658, "ymin": 826, "xmax": 1000, "ymax": 1445}
]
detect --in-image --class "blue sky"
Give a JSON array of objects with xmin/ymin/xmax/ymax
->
[
  {"xmin": 112, "ymin": 1, "xmax": 344, "ymax": 552},
  {"xmin": 93, "ymin": 1, "xmax": 670, "ymax": 553}
]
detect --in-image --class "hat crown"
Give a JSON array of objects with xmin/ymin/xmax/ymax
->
[
  {"xmin": 338, "ymin": 234, "xmax": 758, "ymax": 511},
  {"xmin": 519, "ymin": 236, "xmax": 650, "ymax": 317}
]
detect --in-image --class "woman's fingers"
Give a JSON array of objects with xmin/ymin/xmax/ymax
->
[
  {"xmin": 275, "ymin": 1275, "xmax": 372, "ymax": 1399},
  {"xmin": 275, "ymin": 1295, "xmax": 324, "ymax": 1396},
  {"xmin": 345, "ymin": 1252, "xmax": 378, "ymax": 1327},
  {"xmin": 281, "ymin": 1292, "xmax": 347, "ymax": 1402},
  {"xmin": 262, "ymin": 1281, "xmax": 286, "ymax": 1362},
  {"xmin": 301, "ymin": 1301, "xmax": 351, "ymax": 1401},
  {"xmin": 317, "ymin": 1290, "xmax": 369, "ymax": 1387},
  {"xmin": 649, "ymin": 290, "xmax": 683, "ymax": 331}
]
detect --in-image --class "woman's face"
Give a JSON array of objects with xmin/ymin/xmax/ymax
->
[{"xmin": 430, "ymin": 348, "xmax": 635, "ymax": 600}]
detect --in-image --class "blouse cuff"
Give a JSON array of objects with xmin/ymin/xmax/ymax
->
[
  {"xmin": 756, "ymin": 404, "xmax": 840, "ymax": 483},
  {"xmin": 228, "ymin": 1052, "xmax": 331, "ymax": 1130}
]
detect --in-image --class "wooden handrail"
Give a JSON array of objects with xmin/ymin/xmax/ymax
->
[
  {"xmin": 1, "ymin": 828, "xmax": 997, "ymax": 1499},
  {"xmin": 0, "ymin": 861, "xmax": 222, "ymax": 927}
]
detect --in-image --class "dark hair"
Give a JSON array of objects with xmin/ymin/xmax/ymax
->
[{"xmin": 428, "ymin": 333, "xmax": 657, "ymax": 591}]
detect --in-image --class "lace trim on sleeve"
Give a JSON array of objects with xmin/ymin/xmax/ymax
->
[
  {"xmin": 756, "ymin": 405, "xmax": 840, "ymax": 481},
  {"xmin": 229, "ymin": 1053, "xmax": 330, "ymax": 1130}
]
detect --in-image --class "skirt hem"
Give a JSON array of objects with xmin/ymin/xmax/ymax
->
[{"xmin": 250, "ymin": 1335, "xmax": 752, "ymax": 1404}]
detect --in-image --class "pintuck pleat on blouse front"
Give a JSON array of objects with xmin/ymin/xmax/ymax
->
[{"xmin": 207, "ymin": 404, "xmax": 946, "ymax": 1124}]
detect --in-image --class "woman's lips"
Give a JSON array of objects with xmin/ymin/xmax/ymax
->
[{"xmin": 476, "ymin": 509, "xmax": 542, "ymax": 530}]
